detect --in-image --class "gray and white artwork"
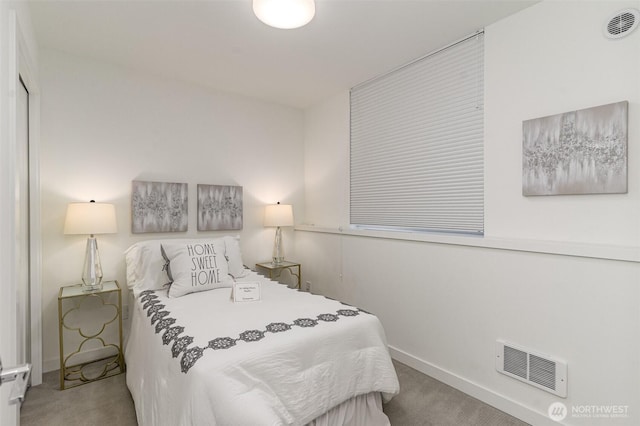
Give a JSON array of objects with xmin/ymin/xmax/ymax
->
[
  {"xmin": 197, "ymin": 184, "xmax": 243, "ymax": 231},
  {"xmin": 522, "ymin": 101, "xmax": 628, "ymax": 196},
  {"xmin": 132, "ymin": 180, "xmax": 188, "ymax": 233}
]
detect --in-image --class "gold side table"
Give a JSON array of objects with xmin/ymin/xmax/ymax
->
[
  {"xmin": 255, "ymin": 261, "xmax": 302, "ymax": 289},
  {"xmin": 58, "ymin": 280, "xmax": 125, "ymax": 389}
]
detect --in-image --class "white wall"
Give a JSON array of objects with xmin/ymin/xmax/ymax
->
[
  {"xmin": 39, "ymin": 49, "xmax": 305, "ymax": 372},
  {"xmin": 298, "ymin": 1, "xmax": 640, "ymax": 425},
  {"xmin": 303, "ymin": 91, "xmax": 349, "ymax": 227},
  {"xmin": 485, "ymin": 0, "xmax": 640, "ymax": 246}
]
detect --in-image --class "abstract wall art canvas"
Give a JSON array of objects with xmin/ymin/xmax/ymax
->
[
  {"xmin": 132, "ymin": 180, "xmax": 188, "ymax": 233},
  {"xmin": 197, "ymin": 184, "xmax": 243, "ymax": 231},
  {"xmin": 522, "ymin": 101, "xmax": 628, "ymax": 196}
]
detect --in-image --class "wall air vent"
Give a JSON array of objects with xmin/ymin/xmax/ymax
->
[
  {"xmin": 496, "ymin": 340, "xmax": 567, "ymax": 398},
  {"xmin": 604, "ymin": 8, "xmax": 639, "ymax": 39}
]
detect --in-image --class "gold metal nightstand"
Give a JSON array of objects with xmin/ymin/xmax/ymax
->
[
  {"xmin": 57, "ymin": 280, "xmax": 124, "ymax": 389},
  {"xmin": 255, "ymin": 261, "xmax": 302, "ymax": 290}
]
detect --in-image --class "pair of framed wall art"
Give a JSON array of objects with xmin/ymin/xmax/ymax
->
[{"xmin": 131, "ymin": 181, "xmax": 242, "ymax": 233}]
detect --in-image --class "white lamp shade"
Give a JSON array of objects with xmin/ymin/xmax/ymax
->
[
  {"xmin": 64, "ymin": 202, "xmax": 117, "ymax": 235},
  {"xmin": 253, "ymin": 0, "xmax": 315, "ymax": 29},
  {"xmin": 264, "ymin": 203, "xmax": 294, "ymax": 227}
]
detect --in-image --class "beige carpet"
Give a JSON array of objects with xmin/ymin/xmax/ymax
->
[
  {"xmin": 384, "ymin": 361, "xmax": 529, "ymax": 426},
  {"xmin": 21, "ymin": 360, "xmax": 528, "ymax": 426}
]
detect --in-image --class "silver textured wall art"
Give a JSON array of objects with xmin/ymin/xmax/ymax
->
[
  {"xmin": 522, "ymin": 101, "xmax": 628, "ymax": 196},
  {"xmin": 197, "ymin": 184, "xmax": 243, "ymax": 231},
  {"xmin": 132, "ymin": 180, "xmax": 188, "ymax": 233}
]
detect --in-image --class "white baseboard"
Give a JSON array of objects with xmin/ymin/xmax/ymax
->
[{"xmin": 389, "ymin": 345, "xmax": 557, "ymax": 426}]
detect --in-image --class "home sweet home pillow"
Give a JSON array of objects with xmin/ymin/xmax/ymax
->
[{"xmin": 161, "ymin": 239, "xmax": 233, "ymax": 298}]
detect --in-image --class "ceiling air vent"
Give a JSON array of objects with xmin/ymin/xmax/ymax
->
[
  {"xmin": 604, "ymin": 8, "xmax": 639, "ymax": 39},
  {"xmin": 496, "ymin": 340, "xmax": 567, "ymax": 398}
]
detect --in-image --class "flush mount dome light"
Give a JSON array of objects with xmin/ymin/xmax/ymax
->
[{"xmin": 253, "ymin": 0, "xmax": 316, "ymax": 29}]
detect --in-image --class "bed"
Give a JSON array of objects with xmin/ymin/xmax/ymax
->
[{"xmin": 124, "ymin": 237, "xmax": 399, "ymax": 426}]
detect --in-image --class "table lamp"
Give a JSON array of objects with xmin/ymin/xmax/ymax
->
[
  {"xmin": 264, "ymin": 202, "xmax": 293, "ymax": 265},
  {"xmin": 64, "ymin": 200, "xmax": 117, "ymax": 291}
]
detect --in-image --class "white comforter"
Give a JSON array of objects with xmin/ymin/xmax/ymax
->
[{"xmin": 125, "ymin": 271, "xmax": 399, "ymax": 426}]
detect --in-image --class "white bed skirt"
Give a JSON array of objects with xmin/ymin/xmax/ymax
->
[{"xmin": 309, "ymin": 392, "xmax": 390, "ymax": 426}]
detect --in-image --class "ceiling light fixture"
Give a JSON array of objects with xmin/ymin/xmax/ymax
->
[{"xmin": 253, "ymin": 0, "xmax": 315, "ymax": 29}]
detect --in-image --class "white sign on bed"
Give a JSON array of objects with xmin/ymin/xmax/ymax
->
[{"xmin": 231, "ymin": 281, "xmax": 261, "ymax": 302}]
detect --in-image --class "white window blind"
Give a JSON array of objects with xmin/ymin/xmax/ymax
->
[{"xmin": 350, "ymin": 32, "xmax": 484, "ymax": 235}]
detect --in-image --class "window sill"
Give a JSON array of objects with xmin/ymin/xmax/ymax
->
[{"xmin": 295, "ymin": 224, "xmax": 640, "ymax": 263}]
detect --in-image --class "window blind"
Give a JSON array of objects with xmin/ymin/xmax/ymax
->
[{"xmin": 350, "ymin": 32, "xmax": 484, "ymax": 235}]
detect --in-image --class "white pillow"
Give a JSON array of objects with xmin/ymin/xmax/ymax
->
[
  {"xmin": 125, "ymin": 240, "xmax": 172, "ymax": 293},
  {"xmin": 223, "ymin": 235, "xmax": 247, "ymax": 278},
  {"xmin": 161, "ymin": 239, "xmax": 233, "ymax": 298}
]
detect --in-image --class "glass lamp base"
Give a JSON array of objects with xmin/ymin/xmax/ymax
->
[
  {"xmin": 82, "ymin": 281, "xmax": 103, "ymax": 292},
  {"xmin": 82, "ymin": 236, "xmax": 104, "ymax": 292},
  {"xmin": 272, "ymin": 227, "xmax": 285, "ymax": 266}
]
